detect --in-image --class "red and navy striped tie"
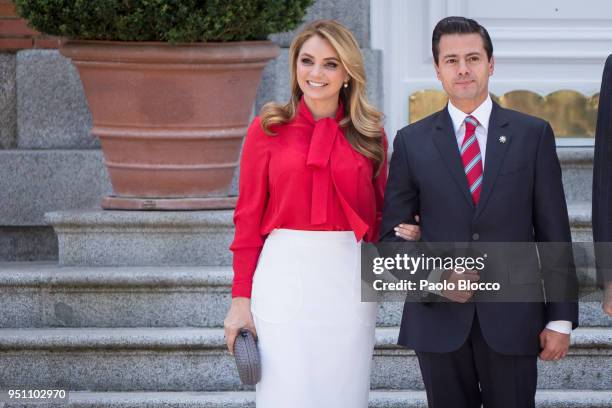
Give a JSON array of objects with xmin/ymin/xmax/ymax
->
[{"xmin": 461, "ymin": 115, "xmax": 483, "ymax": 205}]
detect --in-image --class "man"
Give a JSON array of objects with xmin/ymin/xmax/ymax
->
[
  {"xmin": 381, "ymin": 17, "xmax": 579, "ymax": 408},
  {"xmin": 592, "ymin": 54, "xmax": 612, "ymax": 317}
]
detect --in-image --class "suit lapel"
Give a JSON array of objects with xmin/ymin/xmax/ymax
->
[
  {"xmin": 432, "ymin": 108, "xmax": 474, "ymax": 208},
  {"xmin": 474, "ymin": 102, "xmax": 511, "ymax": 220}
]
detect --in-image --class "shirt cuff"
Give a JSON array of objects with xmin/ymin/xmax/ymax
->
[{"xmin": 545, "ymin": 320, "xmax": 572, "ymax": 334}]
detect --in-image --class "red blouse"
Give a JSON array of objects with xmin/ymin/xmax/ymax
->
[{"xmin": 230, "ymin": 98, "xmax": 388, "ymax": 298}]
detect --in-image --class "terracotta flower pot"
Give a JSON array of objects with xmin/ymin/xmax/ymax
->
[{"xmin": 60, "ymin": 40, "xmax": 279, "ymax": 210}]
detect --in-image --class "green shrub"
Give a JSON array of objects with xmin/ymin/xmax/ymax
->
[{"xmin": 15, "ymin": 0, "xmax": 313, "ymax": 42}]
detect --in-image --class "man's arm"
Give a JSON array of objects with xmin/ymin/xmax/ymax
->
[
  {"xmin": 593, "ymin": 54, "xmax": 612, "ymax": 315},
  {"xmin": 380, "ymin": 130, "xmax": 420, "ymax": 242},
  {"xmin": 533, "ymin": 122, "xmax": 579, "ymax": 360},
  {"xmin": 379, "ymin": 130, "xmax": 478, "ymax": 301},
  {"xmin": 533, "ymin": 122, "xmax": 579, "ymax": 327},
  {"xmin": 378, "ymin": 130, "xmax": 427, "ymax": 286}
]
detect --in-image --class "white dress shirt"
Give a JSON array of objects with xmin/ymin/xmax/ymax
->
[{"xmin": 426, "ymin": 96, "xmax": 572, "ymax": 335}]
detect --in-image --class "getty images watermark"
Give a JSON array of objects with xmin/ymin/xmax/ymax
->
[
  {"xmin": 360, "ymin": 242, "xmax": 581, "ymax": 303},
  {"xmin": 371, "ymin": 252, "xmax": 501, "ymax": 293}
]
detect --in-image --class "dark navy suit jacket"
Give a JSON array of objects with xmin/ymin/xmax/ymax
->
[
  {"xmin": 381, "ymin": 101, "xmax": 579, "ymax": 355},
  {"xmin": 593, "ymin": 54, "xmax": 612, "ymax": 288}
]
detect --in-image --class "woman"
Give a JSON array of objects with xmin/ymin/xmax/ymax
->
[{"xmin": 224, "ymin": 19, "xmax": 419, "ymax": 407}]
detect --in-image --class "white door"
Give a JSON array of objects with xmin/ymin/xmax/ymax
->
[{"xmin": 371, "ymin": 0, "xmax": 612, "ymax": 145}]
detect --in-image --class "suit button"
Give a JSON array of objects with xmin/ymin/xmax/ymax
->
[{"xmin": 472, "ymin": 233, "xmax": 480, "ymax": 241}]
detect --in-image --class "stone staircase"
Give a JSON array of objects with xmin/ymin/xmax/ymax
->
[
  {"xmin": 1, "ymin": 186, "xmax": 611, "ymax": 407},
  {"xmin": 0, "ymin": 266, "xmax": 611, "ymax": 406}
]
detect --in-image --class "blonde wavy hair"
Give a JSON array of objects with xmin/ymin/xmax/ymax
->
[{"xmin": 260, "ymin": 19, "xmax": 385, "ymax": 175}]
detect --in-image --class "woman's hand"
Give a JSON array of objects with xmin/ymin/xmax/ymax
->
[
  {"xmin": 224, "ymin": 297, "xmax": 257, "ymax": 354},
  {"xmin": 394, "ymin": 215, "xmax": 421, "ymax": 241}
]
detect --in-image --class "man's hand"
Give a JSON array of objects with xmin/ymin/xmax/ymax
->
[
  {"xmin": 395, "ymin": 215, "xmax": 421, "ymax": 240},
  {"xmin": 603, "ymin": 282, "xmax": 612, "ymax": 316},
  {"xmin": 539, "ymin": 328, "xmax": 570, "ymax": 361},
  {"xmin": 440, "ymin": 269, "xmax": 480, "ymax": 303}
]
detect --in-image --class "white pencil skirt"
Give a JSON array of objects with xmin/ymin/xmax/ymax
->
[{"xmin": 251, "ymin": 229, "xmax": 378, "ymax": 408}]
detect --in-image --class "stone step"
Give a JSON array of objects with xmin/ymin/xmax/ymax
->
[
  {"xmin": 570, "ymin": 201, "xmax": 593, "ymax": 242},
  {"xmin": 0, "ymin": 327, "xmax": 609, "ymax": 392},
  {"xmin": 374, "ymin": 327, "xmax": 612, "ymax": 391},
  {"xmin": 0, "ymin": 263, "xmax": 230, "ymax": 328},
  {"xmin": 1, "ymin": 263, "xmax": 610, "ymax": 328},
  {"xmin": 44, "ymin": 203, "xmax": 594, "ymax": 267},
  {"xmin": 45, "ymin": 210, "xmax": 235, "ymax": 267},
  {"xmin": 3, "ymin": 390, "xmax": 612, "ymax": 408}
]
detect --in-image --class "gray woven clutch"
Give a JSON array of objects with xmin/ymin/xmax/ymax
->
[{"xmin": 234, "ymin": 328, "xmax": 261, "ymax": 385}]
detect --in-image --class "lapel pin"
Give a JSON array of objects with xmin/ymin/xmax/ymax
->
[{"xmin": 499, "ymin": 135, "xmax": 507, "ymax": 144}]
